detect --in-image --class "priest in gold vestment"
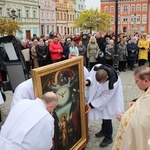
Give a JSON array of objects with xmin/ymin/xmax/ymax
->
[{"xmin": 112, "ymin": 66, "xmax": 150, "ymax": 150}]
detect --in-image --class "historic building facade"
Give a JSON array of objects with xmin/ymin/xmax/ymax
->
[
  {"xmin": 75, "ymin": 0, "xmax": 86, "ymax": 34},
  {"xmin": 39, "ymin": 0, "xmax": 56, "ymax": 36},
  {"xmin": 55, "ymin": 0, "xmax": 68, "ymax": 35},
  {"xmin": 101, "ymin": 0, "xmax": 150, "ymax": 33},
  {"xmin": 67, "ymin": 0, "xmax": 75, "ymax": 34},
  {"xmin": 0, "ymin": 0, "xmax": 40, "ymax": 39}
]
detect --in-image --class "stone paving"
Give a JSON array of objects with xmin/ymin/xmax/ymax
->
[{"xmin": 0, "ymin": 69, "xmax": 141, "ymax": 150}]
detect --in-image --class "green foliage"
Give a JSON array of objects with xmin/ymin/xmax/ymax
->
[
  {"xmin": 75, "ymin": 9, "xmax": 111, "ymax": 32},
  {"xmin": 0, "ymin": 18, "xmax": 22, "ymax": 36}
]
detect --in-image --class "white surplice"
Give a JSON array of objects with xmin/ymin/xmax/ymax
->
[
  {"xmin": 0, "ymin": 98, "xmax": 54, "ymax": 150},
  {"xmin": 84, "ymin": 67, "xmax": 90, "ymax": 102},
  {"xmin": 11, "ymin": 78, "xmax": 34, "ymax": 109},
  {"xmin": 0, "ymin": 91, "xmax": 4, "ymax": 105},
  {"xmin": 87, "ymin": 64, "xmax": 124, "ymax": 120}
]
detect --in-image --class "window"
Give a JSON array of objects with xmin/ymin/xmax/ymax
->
[
  {"xmin": 104, "ymin": 6, "xmax": 108, "ymax": 13},
  {"xmin": 60, "ymin": 13, "xmax": 63, "ymax": 20},
  {"xmin": 57, "ymin": 13, "xmax": 59, "ymax": 20},
  {"xmin": 68, "ymin": 14, "xmax": 69, "ymax": 20},
  {"xmin": 118, "ymin": 16, "xmax": 120, "ymax": 24},
  {"xmin": 52, "ymin": 25, "xmax": 54, "ymax": 31},
  {"xmin": 17, "ymin": 9, "xmax": 21, "ymax": 18},
  {"xmin": 73, "ymin": 15, "xmax": 74, "ymax": 20},
  {"xmin": 7, "ymin": 8, "xmax": 10, "ymax": 16},
  {"xmin": 64, "ymin": 13, "xmax": 66, "ymax": 20},
  {"xmin": 47, "ymin": 25, "xmax": 49, "ymax": 34},
  {"xmin": 131, "ymin": 15, "xmax": 134, "ymax": 22},
  {"xmin": 70, "ymin": 15, "xmax": 72, "ymax": 20},
  {"xmin": 137, "ymin": 4, "xmax": 141, "ymax": 12},
  {"xmin": 45, "ymin": 1, "xmax": 46, "ymax": 6},
  {"xmin": 78, "ymin": 4, "xmax": 80, "ymax": 9},
  {"xmin": 26, "ymin": 10, "xmax": 29, "ymax": 18},
  {"xmin": 142, "ymin": 14, "xmax": 146, "ymax": 22},
  {"xmin": 61, "ymin": 26, "xmax": 63, "ymax": 34},
  {"xmin": 110, "ymin": 6, "xmax": 114, "ymax": 13},
  {"xmin": 142, "ymin": 4, "xmax": 147, "ymax": 11},
  {"xmin": 110, "ymin": 17, "xmax": 114, "ymax": 23},
  {"xmin": 51, "ymin": 13, "xmax": 54, "ymax": 20},
  {"xmin": 41, "ymin": 12, "xmax": 44, "ymax": 19},
  {"xmin": 33, "ymin": 10, "xmax": 36, "ymax": 18},
  {"xmin": 0, "ymin": 8, "xmax": 2, "ymax": 16},
  {"xmin": 118, "ymin": 5, "xmax": 120, "ymax": 12},
  {"xmin": 123, "ymin": 6, "xmax": 128, "ymax": 12},
  {"xmin": 48, "ymin": 13, "xmax": 50, "ymax": 19},
  {"xmin": 131, "ymin": 5, "xmax": 135, "ymax": 12},
  {"xmin": 136, "ymin": 15, "xmax": 140, "ymax": 22},
  {"xmin": 123, "ymin": 17, "xmax": 128, "ymax": 22}
]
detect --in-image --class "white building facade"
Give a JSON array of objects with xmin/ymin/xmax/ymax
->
[
  {"xmin": 0, "ymin": 0, "xmax": 40, "ymax": 40},
  {"xmin": 75, "ymin": 0, "xmax": 86, "ymax": 34}
]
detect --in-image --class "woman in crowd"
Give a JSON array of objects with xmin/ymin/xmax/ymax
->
[
  {"xmin": 30, "ymin": 40, "xmax": 39, "ymax": 68},
  {"xmin": 105, "ymin": 39, "xmax": 114, "ymax": 66},
  {"xmin": 69, "ymin": 41, "xmax": 79, "ymax": 59},
  {"xmin": 87, "ymin": 36, "xmax": 99, "ymax": 70},
  {"xmin": 36, "ymin": 38, "xmax": 49, "ymax": 67},
  {"xmin": 127, "ymin": 37, "xmax": 138, "ymax": 70},
  {"xmin": 118, "ymin": 40, "xmax": 128, "ymax": 71},
  {"xmin": 77, "ymin": 40, "xmax": 86, "ymax": 64},
  {"xmin": 137, "ymin": 33, "xmax": 149, "ymax": 66}
]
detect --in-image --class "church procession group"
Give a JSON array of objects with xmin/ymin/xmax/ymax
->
[{"xmin": 0, "ymin": 30, "xmax": 150, "ymax": 150}]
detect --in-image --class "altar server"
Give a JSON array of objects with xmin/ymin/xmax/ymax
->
[
  {"xmin": 85, "ymin": 64, "xmax": 124, "ymax": 148},
  {"xmin": 0, "ymin": 92, "xmax": 58, "ymax": 150},
  {"xmin": 11, "ymin": 78, "xmax": 34, "ymax": 108}
]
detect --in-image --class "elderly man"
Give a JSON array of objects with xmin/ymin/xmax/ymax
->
[{"xmin": 0, "ymin": 92, "xmax": 58, "ymax": 150}]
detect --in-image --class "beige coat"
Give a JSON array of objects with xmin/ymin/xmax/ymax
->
[
  {"xmin": 112, "ymin": 87, "xmax": 150, "ymax": 150},
  {"xmin": 31, "ymin": 46, "xmax": 39, "ymax": 68}
]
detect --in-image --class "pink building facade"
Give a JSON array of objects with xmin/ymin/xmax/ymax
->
[{"xmin": 39, "ymin": 0, "xmax": 56, "ymax": 36}]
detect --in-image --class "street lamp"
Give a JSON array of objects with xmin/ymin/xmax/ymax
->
[
  {"xmin": 10, "ymin": 9, "xmax": 17, "ymax": 20},
  {"xmin": 113, "ymin": 0, "xmax": 119, "ymax": 72}
]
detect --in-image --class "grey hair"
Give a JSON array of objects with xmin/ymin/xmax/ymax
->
[{"xmin": 41, "ymin": 92, "xmax": 58, "ymax": 104}]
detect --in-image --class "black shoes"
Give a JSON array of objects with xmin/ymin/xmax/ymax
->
[
  {"xmin": 99, "ymin": 137, "xmax": 113, "ymax": 147},
  {"xmin": 95, "ymin": 130, "xmax": 104, "ymax": 138}
]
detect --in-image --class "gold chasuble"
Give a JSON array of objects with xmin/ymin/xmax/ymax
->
[{"xmin": 112, "ymin": 87, "xmax": 150, "ymax": 150}]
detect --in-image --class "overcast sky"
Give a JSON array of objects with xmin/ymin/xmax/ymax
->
[{"xmin": 85, "ymin": 0, "xmax": 100, "ymax": 10}]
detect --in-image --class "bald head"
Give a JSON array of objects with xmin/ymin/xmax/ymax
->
[{"xmin": 41, "ymin": 92, "xmax": 58, "ymax": 105}]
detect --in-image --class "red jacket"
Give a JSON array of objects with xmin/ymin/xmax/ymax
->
[{"xmin": 49, "ymin": 41, "xmax": 63, "ymax": 61}]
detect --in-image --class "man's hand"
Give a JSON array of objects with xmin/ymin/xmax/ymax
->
[
  {"xmin": 128, "ymin": 101, "xmax": 135, "ymax": 108},
  {"xmin": 85, "ymin": 103, "xmax": 91, "ymax": 113},
  {"xmin": 116, "ymin": 113, "xmax": 124, "ymax": 121},
  {"xmin": 85, "ymin": 80, "xmax": 89, "ymax": 85}
]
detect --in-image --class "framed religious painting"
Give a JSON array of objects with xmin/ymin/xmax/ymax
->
[{"xmin": 32, "ymin": 56, "xmax": 87, "ymax": 150}]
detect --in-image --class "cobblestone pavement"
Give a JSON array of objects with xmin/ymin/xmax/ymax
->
[{"xmin": 0, "ymin": 69, "xmax": 141, "ymax": 150}]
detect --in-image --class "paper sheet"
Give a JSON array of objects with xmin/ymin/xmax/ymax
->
[{"xmin": 4, "ymin": 43, "xmax": 18, "ymax": 60}]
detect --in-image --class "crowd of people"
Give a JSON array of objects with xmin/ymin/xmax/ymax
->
[
  {"xmin": 0, "ymin": 30, "xmax": 150, "ymax": 150},
  {"xmin": 17, "ymin": 31, "xmax": 150, "ymax": 74}
]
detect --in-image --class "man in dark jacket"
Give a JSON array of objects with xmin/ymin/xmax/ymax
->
[
  {"xmin": 95, "ymin": 32, "xmax": 105, "ymax": 53},
  {"xmin": 60, "ymin": 39, "xmax": 69, "ymax": 60}
]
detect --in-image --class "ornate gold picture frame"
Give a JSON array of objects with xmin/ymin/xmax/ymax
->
[{"xmin": 32, "ymin": 56, "xmax": 87, "ymax": 150}]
